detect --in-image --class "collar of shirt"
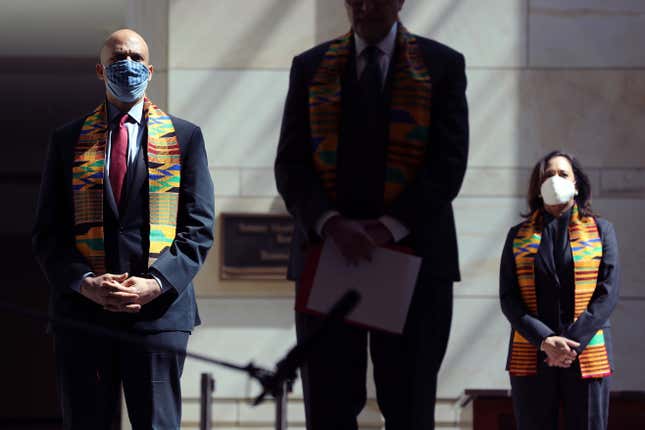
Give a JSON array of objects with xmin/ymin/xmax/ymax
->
[
  {"xmin": 105, "ymin": 100, "xmax": 145, "ymax": 176},
  {"xmin": 107, "ymin": 99, "xmax": 144, "ymax": 125},
  {"xmin": 354, "ymin": 21, "xmax": 398, "ymax": 61}
]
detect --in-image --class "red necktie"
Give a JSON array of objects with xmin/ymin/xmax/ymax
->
[{"xmin": 110, "ymin": 113, "xmax": 129, "ymax": 205}]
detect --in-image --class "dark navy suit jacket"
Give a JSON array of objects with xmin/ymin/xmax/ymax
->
[
  {"xmin": 499, "ymin": 215, "xmax": 620, "ymax": 371},
  {"xmin": 33, "ymin": 111, "xmax": 214, "ymax": 333},
  {"xmin": 275, "ymin": 34, "xmax": 469, "ymax": 284}
]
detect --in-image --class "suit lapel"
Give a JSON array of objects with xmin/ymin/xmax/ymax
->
[
  {"xmin": 121, "ymin": 137, "xmax": 147, "ymax": 216},
  {"xmin": 104, "ymin": 172, "xmax": 120, "ymax": 218}
]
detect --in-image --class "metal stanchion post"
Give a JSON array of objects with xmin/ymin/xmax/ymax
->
[
  {"xmin": 275, "ymin": 381, "xmax": 287, "ymax": 430},
  {"xmin": 275, "ymin": 379, "xmax": 292, "ymax": 430},
  {"xmin": 200, "ymin": 373, "xmax": 215, "ymax": 430}
]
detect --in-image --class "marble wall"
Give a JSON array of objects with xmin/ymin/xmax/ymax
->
[{"xmin": 134, "ymin": 0, "xmax": 645, "ymax": 428}]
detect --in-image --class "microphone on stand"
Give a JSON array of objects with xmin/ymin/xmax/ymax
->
[{"xmin": 253, "ymin": 289, "xmax": 361, "ymax": 405}]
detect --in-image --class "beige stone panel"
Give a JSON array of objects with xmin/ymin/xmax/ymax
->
[
  {"xmin": 401, "ymin": 0, "xmax": 528, "ymax": 67},
  {"xmin": 600, "ymin": 169, "xmax": 645, "ymax": 198},
  {"xmin": 168, "ymin": 70, "xmax": 289, "ymax": 168},
  {"xmin": 182, "ymin": 399, "xmax": 238, "ymax": 426},
  {"xmin": 358, "ymin": 401, "xmax": 386, "ymax": 428},
  {"xmin": 529, "ymin": 0, "xmax": 645, "ymax": 67},
  {"xmin": 608, "ymin": 299, "xmax": 645, "ymax": 392},
  {"xmin": 453, "ymin": 197, "xmax": 525, "ymax": 296},
  {"xmin": 468, "ymin": 69, "xmax": 645, "ymax": 168},
  {"xmin": 241, "ymin": 168, "xmax": 278, "ymax": 197},
  {"xmin": 466, "ymin": 69, "xmax": 521, "ymax": 168},
  {"xmin": 593, "ymin": 198, "xmax": 645, "ymax": 298},
  {"xmin": 438, "ymin": 296, "xmax": 512, "ymax": 398},
  {"xmin": 585, "ymin": 169, "xmax": 602, "ymax": 200},
  {"xmin": 313, "ymin": 0, "xmax": 353, "ymax": 43},
  {"xmin": 238, "ymin": 400, "xmax": 305, "ymax": 425},
  {"xmin": 461, "ymin": 168, "xmax": 532, "ymax": 197},
  {"xmin": 0, "ymin": 0, "xmax": 126, "ymax": 57},
  {"xmin": 210, "ymin": 196, "xmax": 287, "ymax": 217},
  {"xmin": 174, "ymin": 69, "xmax": 645, "ymax": 170},
  {"xmin": 126, "ymin": 0, "xmax": 169, "ymax": 71},
  {"xmin": 147, "ymin": 70, "xmax": 168, "ymax": 111},
  {"xmin": 212, "ymin": 168, "xmax": 241, "ymax": 197},
  {"xmin": 169, "ymin": 0, "xmax": 347, "ymax": 69},
  {"xmin": 181, "ymin": 298, "xmax": 299, "ymax": 399},
  {"xmin": 435, "ymin": 401, "xmax": 461, "ymax": 427}
]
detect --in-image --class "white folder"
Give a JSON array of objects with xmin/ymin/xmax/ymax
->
[{"xmin": 305, "ymin": 239, "xmax": 422, "ymax": 334}]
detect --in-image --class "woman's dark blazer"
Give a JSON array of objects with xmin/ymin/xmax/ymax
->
[{"xmin": 499, "ymin": 216, "xmax": 620, "ymax": 372}]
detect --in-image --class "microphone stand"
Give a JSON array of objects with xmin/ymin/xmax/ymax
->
[
  {"xmin": 252, "ymin": 290, "xmax": 361, "ymax": 429},
  {"xmin": 0, "ymin": 289, "xmax": 361, "ymax": 430}
]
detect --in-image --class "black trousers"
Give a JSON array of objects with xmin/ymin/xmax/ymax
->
[
  {"xmin": 297, "ymin": 279, "xmax": 453, "ymax": 430},
  {"xmin": 54, "ymin": 329, "xmax": 189, "ymax": 430},
  {"xmin": 510, "ymin": 366, "xmax": 610, "ymax": 430}
]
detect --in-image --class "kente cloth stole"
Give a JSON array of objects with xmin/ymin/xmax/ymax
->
[
  {"xmin": 309, "ymin": 24, "xmax": 431, "ymax": 205},
  {"xmin": 72, "ymin": 98, "xmax": 181, "ymax": 274},
  {"xmin": 509, "ymin": 205, "xmax": 611, "ymax": 378}
]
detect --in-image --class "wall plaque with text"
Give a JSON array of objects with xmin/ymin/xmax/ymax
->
[{"xmin": 219, "ymin": 213, "xmax": 293, "ymax": 280}]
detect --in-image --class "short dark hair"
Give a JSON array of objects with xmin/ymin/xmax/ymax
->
[{"xmin": 524, "ymin": 150, "xmax": 594, "ymax": 219}]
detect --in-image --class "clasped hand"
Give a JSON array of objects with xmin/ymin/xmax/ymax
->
[
  {"xmin": 323, "ymin": 215, "xmax": 394, "ymax": 265},
  {"xmin": 79, "ymin": 273, "xmax": 162, "ymax": 313},
  {"xmin": 540, "ymin": 336, "xmax": 580, "ymax": 368}
]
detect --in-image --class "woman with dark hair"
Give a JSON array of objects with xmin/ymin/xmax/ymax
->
[{"xmin": 499, "ymin": 150, "xmax": 620, "ymax": 430}]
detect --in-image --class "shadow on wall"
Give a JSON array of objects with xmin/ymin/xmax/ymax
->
[{"xmin": 0, "ymin": 56, "xmax": 105, "ymax": 425}]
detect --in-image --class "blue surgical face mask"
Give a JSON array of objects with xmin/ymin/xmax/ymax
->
[{"xmin": 104, "ymin": 59, "xmax": 150, "ymax": 103}]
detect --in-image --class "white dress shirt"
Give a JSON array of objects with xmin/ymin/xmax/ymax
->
[
  {"xmin": 354, "ymin": 20, "xmax": 398, "ymax": 87},
  {"xmin": 315, "ymin": 22, "xmax": 410, "ymax": 242},
  {"xmin": 106, "ymin": 100, "xmax": 145, "ymax": 175}
]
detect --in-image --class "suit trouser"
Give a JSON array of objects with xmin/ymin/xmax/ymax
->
[
  {"xmin": 54, "ymin": 329, "xmax": 189, "ymax": 430},
  {"xmin": 297, "ymin": 278, "xmax": 453, "ymax": 430},
  {"xmin": 510, "ymin": 366, "xmax": 610, "ymax": 430}
]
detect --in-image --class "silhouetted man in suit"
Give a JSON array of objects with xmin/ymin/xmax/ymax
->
[
  {"xmin": 275, "ymin": 1, "xmax": 468, "ymax": 428},
  {"xmin": 33, "ymin": 29, "xmax": 214, "ymax": 429}
]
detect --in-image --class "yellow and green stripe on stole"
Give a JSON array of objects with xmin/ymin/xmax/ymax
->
[
  {"xmin": 309, "ymin": 24, "xmax": 431, "ymax": 205},
  {"xmin": 509, "ymin": 206, "xmax": 611, "ymax": 378},
  {"xmin": 72, "ymin": 98, "xmax": 181, "ymax": 274}
]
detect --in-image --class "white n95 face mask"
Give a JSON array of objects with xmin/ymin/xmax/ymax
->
[{"xmin": 540, "ymin": 175, "xmax": 577, "ymax": 205}]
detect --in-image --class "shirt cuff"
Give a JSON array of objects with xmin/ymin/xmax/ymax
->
[
  {"xmin": 539, "ymin": 333, "xmax": 556, "ymax": 348},
  {"xmin": 379, "ymin": 215, "xmax": 410, "ymax": 242},
  {"xmin": 315, "ymin": 210, "xmax": 340, "ymax": 237},
  {"xmin": 71, "ymin": 272, "xmax": 95, "ymax": 293},
  {"xmin": 150, "ymin": 274, "xmax": 165, "ymax": 292}
]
